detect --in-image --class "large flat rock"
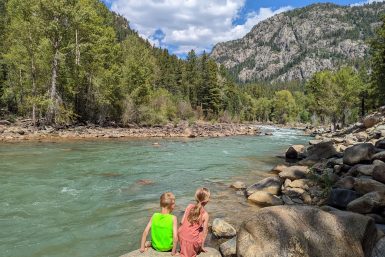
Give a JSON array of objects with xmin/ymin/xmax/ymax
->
[{"xmin": 237, "ymin": 205, "xmax": 377, "ymax": 257}]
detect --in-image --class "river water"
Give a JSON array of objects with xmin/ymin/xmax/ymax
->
[{"xmin": 0, "ymin": 126, "xmax": 310, "ymax": 257}]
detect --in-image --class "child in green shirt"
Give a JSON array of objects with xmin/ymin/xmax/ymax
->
[{"xmin": 139, "ymin": 192, "xmax": 178, "ymax": 255}]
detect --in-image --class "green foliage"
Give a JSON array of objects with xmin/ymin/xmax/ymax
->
[
  {"xmin": 254, "ymin": 97, "xmax": 271, "ymax": 122},
  {"xmin": 370, "ymin": 15, "xmax": 385, "ymax": 106},
  {"xmin": 271, "ymin": 90, "xmax": 298, "ymax": 124},
  {"xmin": 305, "ymin": 67, "xmax": 367, "ymax": 127}
]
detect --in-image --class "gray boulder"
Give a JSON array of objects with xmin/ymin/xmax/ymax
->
[
  {"xmin": 246, "ymin": 176, "xmax": 282, "ymax": 196},
  {"xmin": 282, "ymin": 187, "xmax": 305, "ymax": 199},
  {"xmin": 219, "ymin": 237, "xmax": 236, "ymax": 257},
  {"xmin": 373, "ymin": 163, "xmax": 385, "ymax": 183},
  {"xmin": 279, "ymin": 166, "xmax": 309, "ymax": 181},
  {"xmin": 120, "ymin": 247, "xmax": 221, "ymax": 257},
  {"xmin": 328, "ymin": 189, "xmax": 361, "ymax": 209},
  {"xmin": 271, "ymin": 164, "xmax": 288, "ymax": 174},
  {"xmin": 248, "ymin": 191, "xmax": 283, "ymax": 206},
  {"xmin": 372, "ymin": 237, "xmax": 385, "ymax": 257},
  {"xmin": 212, "ymin": 218, "xmax": 236, "ymax": 238},
  {"xmin": 357, "ymin": 164, "xmax": 378, "ymax": 176},
  {"xmin": 237, "ymin": 205, "xmax": 377, "ymax": 257},
  {"xmin": 343, "ymin": 143, "xmax": 376, "ymax": 166},
  {"xmin": 347, "ymin": 191, "xmax": 385, "ymax": 214},
  {"xmin": 300, "ymin": 141, "xmax": 338, "ymax": 165},
  {"xmin": 230, "ymin": 181, "xmax": 247, "ymax": 190},
  {"xmin": 0, "ymin": 120, "xmax": 11, "ymax": 125},
  {"xmin": 375, "ymin": 139, "xmax": 385, "ymax": 149},
  {"xmin": 334, "ymin": 176, "xmax": 355, "ymax": 190},
  {"xmin": 372, "ymin": 151, "xmax": 385, "ymax": 162},
  {"xmin": 354, "ymin": 178, "xmax": 385, "ymax": 194},
  {"xmin": 285, "ymin": 145, "xmax": 306, "ymax": 159}
]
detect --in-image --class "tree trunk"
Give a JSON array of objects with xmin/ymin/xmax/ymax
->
[
  {"xmin": 75, "ymin": 29, "xmax": 80, "ymax": 66},
  {"xmin": 47, "ymin": 39, "xmax": 59, "ymax": 124},
  {"xmin": 31, "ymin": 58, "xmax": 36, "ymax": 126},
  {"xmin": 28, "ymin": 32, "xmax": 37, "ymax": 127}
]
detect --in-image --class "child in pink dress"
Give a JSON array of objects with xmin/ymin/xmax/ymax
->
[{"xmin": 178, "ymin": 188, "xmax": 210, "ymax": 257}]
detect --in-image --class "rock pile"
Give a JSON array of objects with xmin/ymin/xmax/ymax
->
[{"xmin": 223, "ymin": 108, "xmax": 385, "ymax": 256}]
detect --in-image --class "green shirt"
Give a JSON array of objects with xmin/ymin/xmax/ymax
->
[{"xmin": 151, "ymin": 213, "xmax": 174, "ymax": 251}]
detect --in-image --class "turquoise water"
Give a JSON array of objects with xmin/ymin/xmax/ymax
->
[{"xmin": 0, "ymin": 127, "xmax": 309, "ymax": 257}]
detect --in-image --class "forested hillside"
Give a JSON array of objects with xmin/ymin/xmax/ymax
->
[{"xmin": 0, "ymin": 0, "xmax": 255, "ymax": 126}]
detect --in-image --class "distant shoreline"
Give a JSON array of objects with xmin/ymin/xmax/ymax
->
[{"xmin": 0, "ymin": 120, "xmax": 315, "ymax": 143}]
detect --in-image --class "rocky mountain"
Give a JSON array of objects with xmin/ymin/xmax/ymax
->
[{"xmin": 210, "ymin": 2, "xmax": 385, "ymax": 83}]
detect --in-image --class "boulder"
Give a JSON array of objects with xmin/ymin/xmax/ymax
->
[
  {"xmin": 271, "ymin": 164, "xmax": 287, "ymax": 174},
  {"xmin": 334, "ymin": 176, "xmax": 355, "ymax": 190},
  {"xmin": 328, "ymin": 189, "xmax": 361, "ymax": 209},
  {"xmin": 355, "ymin": 132, "xmax": 369, "ymax": 142},
  {"xmin": 230, "ymin": 181, "xmax": 247, "ymax": 190},
  {"xmin": 363, "ymin": 116, "xmax": 380, "ymax": 129},
  {"xmin": 375, "ymin": 139, "xmax": 385, "ymax": 149},
  {"xmin": 329, "ymin": 158, "xmax": 344, "ymax": 166},
  {"xmin": 373, "ymin": 164, "xmax": 385, "ymax": 183},
  {"xmin": 248, "ymin": 191, "xmax": 283, "ymax": 206},
  {"xmin": 357, "ymin": 164, "xmax": 377, "ymax": 176},
  {"xmin": 245, "ymin": 176, "xmax": 282, "ymax": 196},
  {"xmin": 372, "ymin": 237, "xmax": 385, "ymax": 257},
  {"xmin": 282, "ymin": 187, "xmax": 305, "ymax": 199},
  {"xmin": 343, "ymin": 143, "xmax": 376, "ymax": 165},
  {"xmin": 372, "ymin": 151, "xmax": 385, "ymax": 162},
  {"xmin": 282, "ymin": 195, "xmax": 295, "ymax": 205},
  {"xmin": 212, "ymin": 218, "xmax": 236, "ymax": 238},
  {"xmin": 237, "ymin": 205, "xmax": 377, "ymax": 257},
  {"xmin": 347, "ymin": 192, "xmax": 385, "ymax": 214},
  {"xmin": 286, "ymin": 179, "xmax": 312, "ymax": 190},
  {"xmin": 120, "ymin": 247, "xmax": 221, "ymax": 257},
  {"xmin": 366, "ymin": 214, "xmax": 385, "ymax": 224},
  {"xmin": 301, "ymin": 141, "xmax": 338, "ymax": 163},
  {"xmin": 0, "ymin": 120, "xmax": 11, "ymax": 126},
  {"xmin": 219, "ymin": 237, "xmax": 236, "ymax": 257},
  {"xmin": 354, "ymin": 178, "xmax": 385, "ymax": 194},
  {"xmin": 285, "ymin": 145, "xmax": 306, "ymax": 159},
  {"xmin": 279, "ymin": 166, "xmax": 309, "ymax": 181},
  {"xmin": 309, "ymin": 139, "xmax": 322, "ymax": 145}
]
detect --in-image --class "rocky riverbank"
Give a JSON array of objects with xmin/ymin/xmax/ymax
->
[
  {"xmin": 202, "ymin": 107, "xmax": 385, "ymax": 257},
  {"xmin": 0, "ymin": 120, "xmax": 261, "ymax": 142}
]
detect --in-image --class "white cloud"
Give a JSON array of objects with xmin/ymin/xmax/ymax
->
[
  {"xmin": 351, "ymin": 0, "xmax": 385, "ymax": 6},
  {"xmin": 109, "ymin": 0, "xmax": 292, "ymax": 55}
]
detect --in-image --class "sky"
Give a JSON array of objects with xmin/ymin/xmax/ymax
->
[{"xmin": 101, "ymin": 0, "xmax": 384, "ymax": 57}]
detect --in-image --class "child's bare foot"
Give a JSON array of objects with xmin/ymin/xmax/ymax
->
[{"xmin": 139, "ymin": 241, "xmax": 151, "ymax": 253}]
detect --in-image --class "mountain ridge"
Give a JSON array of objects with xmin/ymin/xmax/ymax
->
[{"xmin": 210, "ymin": 2, "xmax": 385, "ymax": 83}]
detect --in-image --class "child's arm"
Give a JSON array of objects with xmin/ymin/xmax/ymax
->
[
  {"xmin": 200, "ymin": 212, "xmax": 209, "ymax": 252},
  {"xmin": 139, "ymin": 216, "xmax": 152, "ymax": 252},
  {"xmin": 171, "ymin": 215, "xmax": 178, "ymax": 255},
  {"xmin": 180, "ymin": 205, "xmax": 190, "ymax": 225}
]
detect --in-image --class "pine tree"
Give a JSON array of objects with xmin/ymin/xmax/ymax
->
[
  {"xmin": 370, "ymin": 15, "xmax": 385, "ymax": 106},
  {"xmin": 185, "ymin": 49, "xmax": 199, "ymax": 108}
]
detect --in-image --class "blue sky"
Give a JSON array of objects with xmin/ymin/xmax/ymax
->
[{"xmin": 102, "ymin": 0, "xmax": 384, "ymax": 56}]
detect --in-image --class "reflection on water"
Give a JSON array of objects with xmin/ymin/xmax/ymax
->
[{"xmin": 0, "ymin": 129, "xmax": 310, "ymax": 257}]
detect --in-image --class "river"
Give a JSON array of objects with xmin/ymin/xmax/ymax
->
[{"xmin": 0, "ymin": 126, "xmax": 310, "ymax": 257}]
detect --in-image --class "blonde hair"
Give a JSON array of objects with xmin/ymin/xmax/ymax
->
[
  {"xmin": 160, "ymin": 192, "xmax": 175, "ymax": 210},
  {"xmin": 187, "ymin": 188, "xmax": 210, "ymax": 224}
]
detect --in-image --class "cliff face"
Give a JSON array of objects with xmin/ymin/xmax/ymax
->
[{"xmin": 210, "ymin": 3, "xmax": 385, "ymax": 83}]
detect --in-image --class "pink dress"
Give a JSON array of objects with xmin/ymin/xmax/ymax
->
[{"xmin": 178, "ymin": 204, "xmax": 207, "ymax": 257}]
